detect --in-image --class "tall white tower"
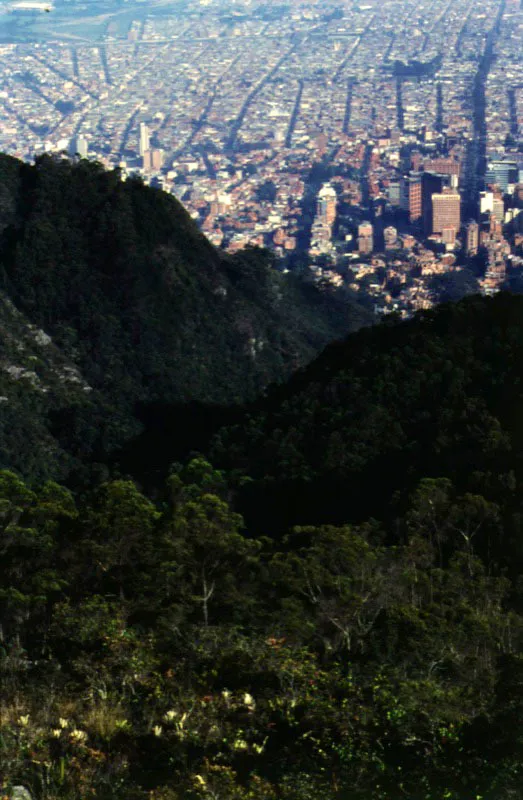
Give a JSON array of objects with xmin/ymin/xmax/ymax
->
[
  {"xmin": 69, "ymin": 135, "xmax": 88, "ymax": 158},
  {"xmin": 139, "ymin": 123, "xmax": 150, "ymax": 157}
]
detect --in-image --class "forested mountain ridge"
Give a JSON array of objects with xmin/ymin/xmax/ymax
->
[
  {"xmin": 0, "ymin": 153, "xmax": 369, "ymax": 481},
  {"xmin": 5, "ymin": 294, "xmax": 523, "ymax": 798},
  {"xmin": 208, "ymin": 292, "xmax": 523, "ymax": 548}
]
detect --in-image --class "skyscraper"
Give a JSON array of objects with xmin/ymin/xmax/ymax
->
[
  {"xmin": 358, "ymin": 221, "xmax": 373, "ymax": 254},
  {"xmin": 139, "ymin": 123, "xmax": 150, "ymax": 157},
  {"xmin": 316, "ymin": 184, "xmax": 337, "ymax": 225},
  {"xmin": 143, "ymin": 148, "xmax": 164, "ymax": 172},
  {"xmin": 466, "ymin": 221, "xmax": 479, "ymax": 256},
  {"xmin": 485, "ymin": 161, "xmax": 518, "ymax": 193},
  {"xmin": 384, "ymin": 225, "xmax": 398, "ymax": 249},
  {"xmin": 401, "ymin": 173, "xmax": 422, "ymax": 224},
  {"xmin": 422, "ymin": 172, "xmax": 445, "ymax": 234},
  {"xmin": 69, "ymin": 135, "xmax": 88, "ymax": 158},
  {"xmin": 432, "ymin": 191, "xmax": 461, "ymax": 236},
  {"xmin": 492, "ymin": 196, "xmax": 504, "ymax": 223}
]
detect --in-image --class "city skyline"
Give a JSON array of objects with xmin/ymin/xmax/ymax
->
[{"xmin": 0, "ymin": 0, "xmax": 522, "ymax": 316}]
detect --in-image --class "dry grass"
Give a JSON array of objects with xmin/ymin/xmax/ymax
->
[{"xmin": 82, "ymin": 699, "xmax": 130, "ymax": 740}]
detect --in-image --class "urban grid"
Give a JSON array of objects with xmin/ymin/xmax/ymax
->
[{"xmin": 1, "ymin": 0, "xmax": 522, "ymax": 316}]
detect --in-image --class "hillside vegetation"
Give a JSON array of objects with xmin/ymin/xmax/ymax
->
[
  {"xmin": 0, "ymin": 153, "xmax": 369, "ymax": 481},
  {"xmin": 4, "ymin": 294, "xmax": 523, "ymax": 798},
  {"xmin": 210, "ymin": 293, "xmax": 523, "ymax": 547}
]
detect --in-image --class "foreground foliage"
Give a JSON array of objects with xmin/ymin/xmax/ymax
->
[
  {"xmin": 6, "ymin": 285, "xmax": 523, "ymax": 796},
  {"xmin": 2, "ymin": 457, "xmax": 523, "ymax": 799}
]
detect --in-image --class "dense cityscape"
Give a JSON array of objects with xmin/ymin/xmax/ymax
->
[{"xmin": 0, "ymin": 0, "xmax": 522, "ymax": 316}]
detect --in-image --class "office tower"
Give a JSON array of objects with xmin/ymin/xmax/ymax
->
[
  {"xmin": 410, "ymin": 151, "xmax": 423, "ymax": 171},
  {"xmin": 466, "ymin": 221, "xmax": 479, "ymax": 256},
  {"xmin": 480, "ymin": 191, "xmax": 494, "ymax": 214},
  {"xmin": 384, "ymin": 225, "xmax": 398, "ymax": 249},
  {"xmin": 388, "ymin": 181, "xmax": 401, "ymax": 207},
  {"xmin": 139, "ymin": 123, "xmax": 150, "ymax": 157},
  {"xmin": 432, "ymin": 191, "xmax": 461, "ymax": 235},
  {"xmin": 485, "ymin": 161, "xmax": 518, "ymax": 193},
  {"xmin": 358, "ymin": 221, "xmax": 373, "ymax": 254},
  {"xmin": 441, "ymin": 226, "xmax": 456, "ymax": 246},
  {"xmin": 317, "ymin": 184, "xmax": 337, "ymax": 225},
  {"xmin": 490, "ymin": 214, "xmax": 503, "ymax": 237},
  {"xmin": 142, "ymin": 148, "xmax": 164, "ymax": 172},
  {"xmin": 422, "ymin": 171, "xmax": 445, "ymax": 234},
  {"xmin": 492, "ymin": 196, "xmax": 504, "ymax": 223},
  {"xmin": 151, "ymin": 148, "xmax": 164, "ymax": 171},
  {"xmin": 69, "ymin": 135, "xmax": 88, "ymax": 158},
  {"xmin": 424, "ymin": 157, "xmax": 461, "ymax": 181},
  {"xmin": 401, "ymin": 173, "xmax": 423, "ymax": 224},
  {"xmin": 409, "ymin": 178, "xmax": 422, "ymax": 224}
]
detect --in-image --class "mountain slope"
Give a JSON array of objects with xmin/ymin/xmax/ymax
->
[
  {"xmin": 210, "ymin": 293, "xmax": 523, "ymax": 550},
  {"xmin": 5, "ymin": 296, "xmax": 523, "ymax": 800},
  {"xmin": 0, "ymin": 153, "xmax": 370, "ymax": 480},
  {"xmin": 0, "ymin": 290, "xmax": 96, "ymax": 482}
]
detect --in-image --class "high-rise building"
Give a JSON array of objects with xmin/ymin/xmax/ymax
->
[
  {"xmin": 422, "ymin": 172, "xmax": 445, "ymax": 234},
  {"xmin": 466, "ymin": 221, "xmax": 479, "ymax": 256},
  {"xmin": 492, "ymin": 196, "xmax": 504, "ymax": 223},
  {"xmin": 410, "ymin": 151, "xmax": 423, "ymax": 171},
  {"xmin": 384, "ymin": 225, "xmax": 398, "ymax": 249},
  {"xmin": 316, "ymin": 184, "xmax": 337, "ymax": 225},
  {"xmin": 387, "ymin": 181, "xmax": 401, "ymax": 207},
  {"xmin": 480, "ymin": 191, "xmax": 494, "ymax": 214},
  {"xmin": 489, "ymin": 214, "xmax": 503, "ymax": 238},
  {"xmin": 424, "ymin": 157, "xmax": 461, "ymax": 181},
  {"xmin": 432, "ymin": 191, "xmax": 461, "ymax": 235},
  {"xmin": 139, "ymin": 123, "xmax": 150, "ymax": 157},
  {"xmin": 401, "ymin": 173, "xmax": 422, "ymax": 224},
  {"xmin": 441, "ymin": 226, "xmax": 456, "ymax": 246},
  {"xmin": 69, "ymin": 135, "xmax": 88, "ymax": 158},
  {"xmin": 358, "ymin": 221, "xmax": 373, "ymax": 254},
  {"xmin": 485, "ymin": 161, "xmax": 518, "ymax": 193},
  {"xmin": 142, "ymin": 148, "xmax": 164, "ymax": 172}
]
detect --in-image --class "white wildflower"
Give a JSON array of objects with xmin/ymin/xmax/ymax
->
[
  {"xmin": 232, "ymin": 738, "xmax": 249, "ymax": 751},
  {"xmin": 51, "ymin": 729, "xmax": 62, "ymax": 738},
  {"xmin": 70, "ymin": 729, "xmax": 88, "ymax": 742},
  {"xmin": 153, "ymin": 725, "xmax": 163, "ymax": 737},
  {"xmin": 243, "ymin": 692, "xmax": 255, "ymax": 710},
  {"xmin": 18, "ymin": 715, "xmax": 30, "ymax": 727},
  {"xmin": 58, "ymin": 717, "xmax": 69, "ymax": 729},
  {"xmin": 163, "ymin": 709, "xmax": 177, "ymax": 722}
]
